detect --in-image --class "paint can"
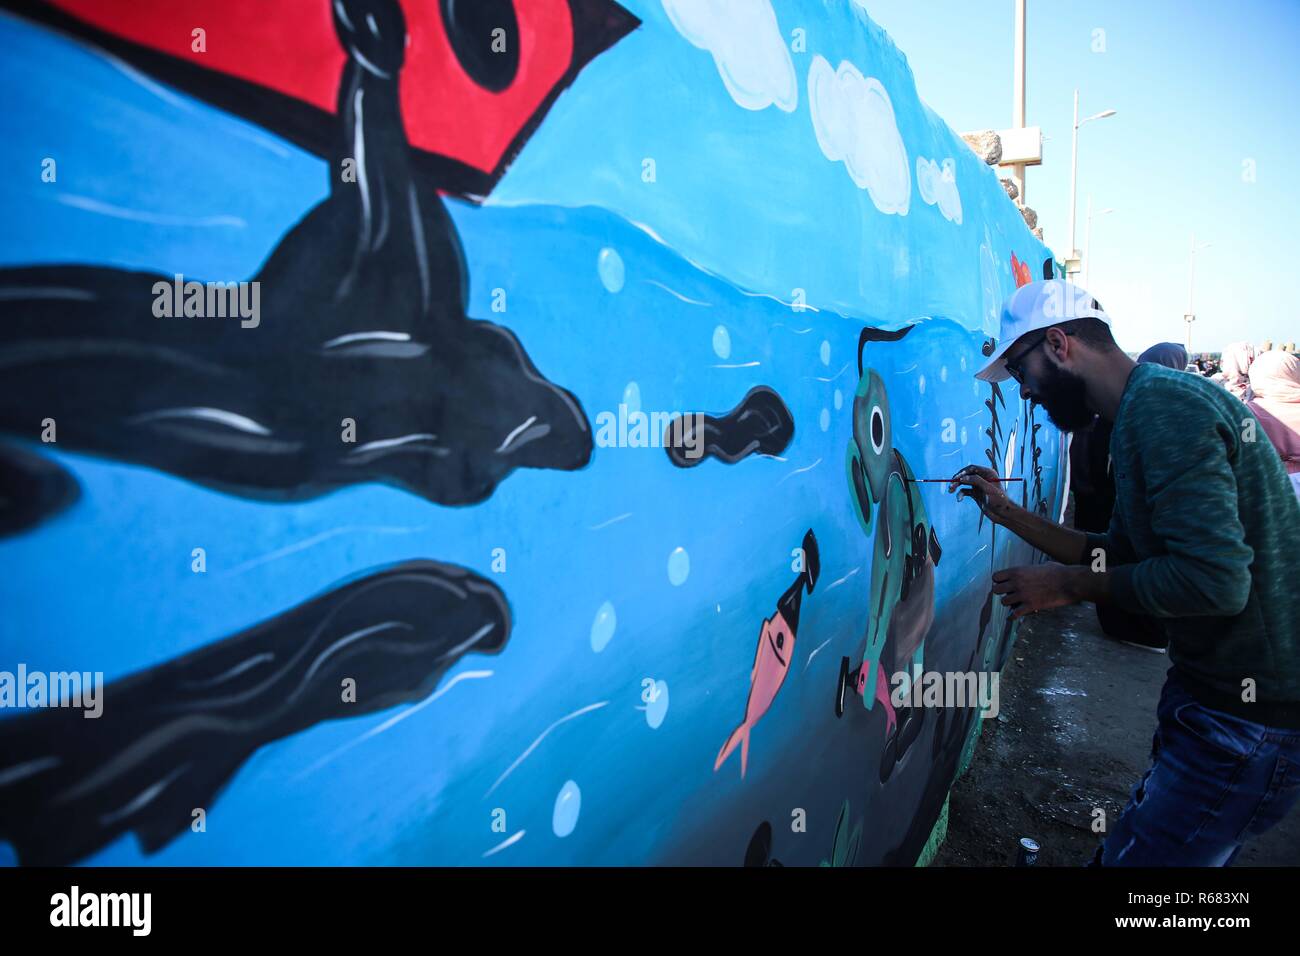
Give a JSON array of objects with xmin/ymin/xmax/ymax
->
[{"xmin": 1015, "ymin": 837, "xmax": 1040, "ymax": 866}]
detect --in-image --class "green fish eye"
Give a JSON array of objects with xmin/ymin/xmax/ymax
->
[{"xmin": 850, "ymin": 370, "xmax": 892, "ymax": 504}]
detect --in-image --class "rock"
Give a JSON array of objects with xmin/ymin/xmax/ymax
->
[
  {"xmin": 1000, "ymin": 177, "xmax": 1020, "ymax": 202},
  {"xmin": 1020, "ymin": 205, "xmax": 1039, "ymax": 230},
  {"xmin": 961, "ymin": 130, "xmax": 1002, "ymax": 166},
  {"xmin": 1033, "ymin": 226, "xmax": 1044, "ymax": 241}
]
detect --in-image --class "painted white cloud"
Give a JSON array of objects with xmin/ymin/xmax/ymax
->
[
  {"xmin": 662, "ymin": 0, "xmax": 797, "ymax": 112},
  {"xmin": 979, "ymin": 228, "xmax": 1002, "ymax": 335},
  {"xmin": 916, "ymin": 156, "xmax": 962, "ymax": 224},
  {"xmin": 807, "ymin": 55, "xmax": 910, "ymax": 215}
]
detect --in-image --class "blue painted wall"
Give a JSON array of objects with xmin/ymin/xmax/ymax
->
[{"xmin": 0, "ymin": 0, "xmax": 1065, "ymax": 865}]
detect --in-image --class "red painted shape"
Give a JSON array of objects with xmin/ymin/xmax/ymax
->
[
  {"xmin": 404, "ymin": 2, "xmax": 572, "ymax": 175},
  {"xmin": 1011, "ymin": 253, "xmax": 1033, "ymax": 288},
  {"xmin": 49, "ymin": 0, "xmax": 574, "ymax": 173}
]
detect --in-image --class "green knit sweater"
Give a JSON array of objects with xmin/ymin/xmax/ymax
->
[{"xmin": 1086, "ymin": 363, "xmax": 1300, "ymax": 727}]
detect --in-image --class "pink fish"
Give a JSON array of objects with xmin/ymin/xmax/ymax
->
[
  {"xmin": 838, "ymin": 660, "xmax": 898, "ymax": 735},
  {"xmin": 862, "ymin": 662, "xmax": 897, "ymax": 736},
  {"xmin": 715, "ymin": 612, "xmax": 795, "ymax": 777},
  {"xmin": 715, "ymin": 530, "xmax": 819, "ymax": 778}
]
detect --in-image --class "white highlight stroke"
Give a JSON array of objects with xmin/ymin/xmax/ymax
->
[
  {"xmin": 482, "ymin": 830, "xmax": 526, "ymax": 858},
  {"xmin": 484, "ymin": 701, "xmax": 609, "ymax": 798},
  {"xmin": 295, "ymin": 670, "xmax": 494, "ymax": 779}
]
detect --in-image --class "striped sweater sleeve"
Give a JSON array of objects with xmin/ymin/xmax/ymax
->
[{"xmin": 1107, "ymin": 405, "xmax": 1254, "ymax": 617}]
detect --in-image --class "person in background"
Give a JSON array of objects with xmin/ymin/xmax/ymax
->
[
  {"xmin": 1247, "ymin": 350, "xmax": 1300, "ymax": 499},
  {"xmin": 1068, "ymin": 412, "xmax": 1115, "ymax": 532},
  {"xmin": 1216, "ymin": 341, "xmax": 1256, "ymax": 400},
  {"xmin": 1136, "ymin": 342, "xmax": 1188, "ymax": 371}
]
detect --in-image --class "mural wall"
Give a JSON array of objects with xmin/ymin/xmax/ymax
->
[{"xmin": 0, "ymin": 0, "xmax": 1067, "ymax": 866}]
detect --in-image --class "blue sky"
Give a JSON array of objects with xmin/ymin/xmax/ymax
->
[{"xmin": 864, "ymin": 0, "xmax": 1300, "ymax": 354}]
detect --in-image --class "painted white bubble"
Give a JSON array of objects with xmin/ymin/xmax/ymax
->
[
  {"xmin": 820, "ymin": 340, "xmax": 831, "ymax": 365},
  {"xmin": 713, "ymin": 325, "xmax": 732, "ymax": 359},
  {"xmin": 919, "ymin": 374, "xmax": 927, "ymax": 395},
  {"xmin": 622, "ymin": 381, "xmax": 641, "ymax": 415},
  {"xmin": 820, "ymin": 408, "xmax": 830, "ymax": 431},
  {"xmin": 590, "ymin": 601, "xmax": 617, "ymax": 653},
  {"xmin": 668, "ymin": 547, "xmax": 690, "ymax": 586},
  {"xmin": 973, "ymin": 380, "xmax": 981, "ymax": 397},
  {"xmin": 961, "ymin": 355, "xmax": 968, "ymax": 371},
  {"xmin": 598, "ymin": 247, "xmax": 625, "ymax": 293},
  {"xmin": 553, "ymin": 780, "xmax": 581, "ymax": 837},
  {"xmin": 834, "ymin": 388, "xmax": 843, "ymax": 410},
  {"xmin": 646, "ymin": 680, "xmax": 669, "ymax": 729},
  {"xmin": 961, "ymin": 426, "xmax": 968, "ymax": 445},
  {"xmin": 940, "ymin": 365, "xmax": 948, "ymax": 382}
]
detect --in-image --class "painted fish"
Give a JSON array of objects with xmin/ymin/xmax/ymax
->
[
  {"xmin": 836, "ymin": 326, "xmax": 943, "ymax": 781},
  {"xmin": 715, "ymin": 529, "xmax": 819, "ymax": 778}
]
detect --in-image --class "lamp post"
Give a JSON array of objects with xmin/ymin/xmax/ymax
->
[
  {"xmin": 971, "ymin": 2, "xmax": 1041, "ymax": 215},
  {"xmin": 1066, "ymin": 91, "xmax": 1116, "ymax": 277},
  {"xmin": 1082, "ymin": 196, "xmax": 1113, "ymax": 288},
  {"xmin": 1184, "ymin": 233, "xmax": 1212, "ymax": 353},
  {"xmin": 1011, "ymin": 0, "xmax": 1027, "ymax": 202}
]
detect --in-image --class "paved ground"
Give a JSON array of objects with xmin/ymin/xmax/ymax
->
[{"xmin": 934, "ymin": 600, "xmax": 1300, "ymax": 867}]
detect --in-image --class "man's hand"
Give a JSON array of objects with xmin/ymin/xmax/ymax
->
[
  {"xmin": 992, "ymin": 563, "xmax": 1090, "ymax": 619},
  {"xmin": 948, "ymin": 465, "xmax": 1014, "ymax": 525},
  {"xmin": 949, "ymin": 467, "xmax": 1093, "ymax": 568}
]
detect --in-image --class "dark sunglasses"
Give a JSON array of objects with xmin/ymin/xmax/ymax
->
[{"xmin": 1004, "ymin": 330, "xmax": 1074, "ymax": 384}]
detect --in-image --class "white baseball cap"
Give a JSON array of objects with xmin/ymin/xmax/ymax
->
[{"xmin": 975, "ymin": 279, "xmax": 1111, "ymax": 382}]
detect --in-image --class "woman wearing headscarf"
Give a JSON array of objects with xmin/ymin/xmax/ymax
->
[
  {"xmin": 1216, "ymin": 341, "xmax": 1256, "ymax": 400},
  {"xmin": 1247, "ymin": 350, "xmax": 1300, "ymax": 479},
  {"xmin": 1137, "ymin": 342, "xmax": 1188, "ymax": 371}
]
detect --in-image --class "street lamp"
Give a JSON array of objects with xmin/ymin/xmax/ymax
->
[
  {"xmin": 1082, "ymin": 196, "xmax": 1113, "ymax": 288},
  {"xmin": 1066, "ymin": 91, "xmax": 1117, "ymax": 277},
  {"xmin": 968, "ymin": 2, "xmax": 1041, "ymax": 211},
  {"xmin": 1010, "ymin": 0, "xmax": 1027, "ymax": 202},
  {"xmin": 1184, "ymin": 234, "xmax": 1212, "ymax": 353}
]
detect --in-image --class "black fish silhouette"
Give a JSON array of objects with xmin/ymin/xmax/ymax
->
[
  {"xmin": 0, "ymin": 560, "xmax": 510, "ymax": 866},
  {"xmin": 663, "ymin": 386, "xmax": 794, "ymax": 468},
  {"xmin": 0, "ymin": 444, "xmax": 78, "ymax": 536},
  {"xmin": 743, "ymin": 821, "xmax": 783, "ymax": 867}
]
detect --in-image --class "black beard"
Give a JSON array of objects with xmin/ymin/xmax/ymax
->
[{"xmin": 1032, "ymin": 361, "xmax": 1095, "ymax": 432}]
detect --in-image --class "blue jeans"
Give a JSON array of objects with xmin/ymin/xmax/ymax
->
[{"xmin": 1095, "ymin": 668, "xmax": 1300, "ymax": 866}]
